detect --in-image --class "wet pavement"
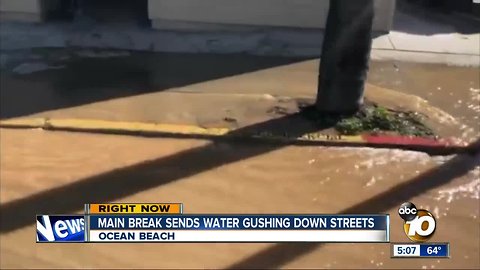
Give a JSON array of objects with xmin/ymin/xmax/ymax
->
[
  {"xmin": 0, "ymin": 49, "xmax": 303, "ymax": 119},
  {"xmin": 0, "ymin": 129, "xmax": 478, "ymax": 269},
  {"xmin": 0, "ymin": 49, "xmax": 479, "ymax": 269},
  {"xmin": 1, "ymin": 49, "xmax": 477, "ymax": 139},
  {"xmin": 369, "ymin": 61, "xmax": 480, "ymax": 143}
]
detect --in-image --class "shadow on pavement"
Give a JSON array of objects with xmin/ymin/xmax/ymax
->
[
  {"xmin": 1, "ymin": 108, "xmax": 478, "ymax": 235},
  {"xmin": 226, "ymin": 138, "xmax": 480, "ymax": 269},
  {"xmin": 0, "ymin": 112, "xmax": 325, "ymax": 233},
  {"xmin": 0, "ymin": 52, "xmax": 308, "ymax": 119}
]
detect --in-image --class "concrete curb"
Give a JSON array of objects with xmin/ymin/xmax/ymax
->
[
  {"xmin": 0, "ymin": 118, "xmax": 471, "ymax": 155},
  {"xmin": 1, "ymin": 22, "xmax": 478, "ymax": 67},
  {"xmin": 0, "ymin": 118, "xmax": 230, "ymax": 136}
]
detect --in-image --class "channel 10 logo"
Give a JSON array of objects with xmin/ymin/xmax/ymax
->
[{"xmin": 398, "ymin": 202, "xmax": 436, "ymax": 242}]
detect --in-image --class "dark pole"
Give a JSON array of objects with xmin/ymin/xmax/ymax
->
[{"xmin": 316, "ymin": 0, "xmax": 375, "ymax": 113}]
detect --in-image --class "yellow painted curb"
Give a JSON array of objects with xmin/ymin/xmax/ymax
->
[
  {"xmin": 250, "ymin": 132, "xmax": 365, "ymax": 143},
  {"xmin": 0, "ymin": 117, "xmax": 366, "ymax": 143},
  {"xmin": 300, "ymin": 133, "xmax": 364, "ymax": 143},
  {"xmin": 0, "ymin": 118, "xmax": 230, "ymax": 136},
  {"xmin": 0, "ymin": 118, "xmax": 46, "ymax": 128}
]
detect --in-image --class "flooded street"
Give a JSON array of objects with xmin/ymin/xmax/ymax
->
[
  {"xmin": 0, "ymin": 50, "xmax": 302, "ymax": 119},
  {"xmin": 0, "ymin": 129, "xmax": 478, "ymax": 269},
  {"xmin": 0, "ymin": 49, "xmax": 479, "ymax": 269},
  {"xmin": 369, "ymin": 61, "xmax": 480, "ymax": 142}
]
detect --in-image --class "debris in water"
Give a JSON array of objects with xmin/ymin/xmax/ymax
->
[
  {"xmin": 223, "ymin": 117, "xmax": 237, "ymax": 123},
  {"xmin": 365, "ymin": 176, "xmax": 376, "ymax": 187}
]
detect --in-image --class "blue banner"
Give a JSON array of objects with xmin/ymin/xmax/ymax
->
[
  {"xmin": 420, "ymin": 244, "xmax": 449, "ymax": 257},
  {"xmin": 89, "ymin": 214, "xmax": 389, "ymax": 230}
]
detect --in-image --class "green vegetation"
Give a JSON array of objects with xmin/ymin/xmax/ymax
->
[{"xmin": 301, "ymin": 103, "xmax": 435, "ymax": 137}]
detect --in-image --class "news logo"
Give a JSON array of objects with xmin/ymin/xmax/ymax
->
[
  {"xmin": 398, "ymin": 202, "xmax": 436, "ymax": 243},
  {"xmin": 36, "ymin": 215, "xmax": 85, "ymax": 242}
]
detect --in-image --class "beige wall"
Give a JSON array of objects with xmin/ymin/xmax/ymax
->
[
  {"xmin": 0, "ymin": 0, "xmax": 396, "ymax": 31},
  {"xmin": 149, "ymin": 0, "xmax": 396, "ymax": 32}
]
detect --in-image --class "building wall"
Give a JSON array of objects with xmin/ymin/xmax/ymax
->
[
  {"xmin": 0, "ymin": 0, "xmax": 396, "ymax": 31},
  {"xmin": 0, "ymin": 0, "xmax": 41, "ymax": 13},
  {"xmin": 0, "ymin": 0, "xmax": 42, "ymax": 22},
  {"xmin": 0, "ymin": 0, "xmax": 60, "ymax": 22},
  {"xmin": 148, "ymin": 0, "xmax": 396, "ymax": 32}
]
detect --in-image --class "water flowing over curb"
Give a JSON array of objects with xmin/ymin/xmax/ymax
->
[{"xmin": 0, "ymin": 117, "xmax": 471, "ymax": 155}]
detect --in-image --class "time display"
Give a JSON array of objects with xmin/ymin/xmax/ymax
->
[{"xmin": 393, "ymin": 244, "xmax": 420, "ymax": 257}]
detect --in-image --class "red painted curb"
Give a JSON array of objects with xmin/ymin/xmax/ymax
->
[{"xmin": 361, "ymin": 134, "xmax": 463, "ymax": 147}]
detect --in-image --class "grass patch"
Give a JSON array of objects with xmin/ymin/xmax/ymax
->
[{"xmin": 300, "ymin": 102, "xmax": 435, "ymax": 137}]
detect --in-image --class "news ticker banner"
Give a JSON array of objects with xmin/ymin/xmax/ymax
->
[
  {"xmin": 391, "ymin": 243, "xmax": 450, "ymax": 258},
  {"xmin": 36, "ymin": 203, "xmax": 390, "ymax": 243}
]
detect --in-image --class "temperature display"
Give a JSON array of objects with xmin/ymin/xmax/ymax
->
[
  {"xmin": 420, "ymin": 244, "xmax": 449, "ymax": 257},
  {"xmin": 392, "ymin": 243, "xmax": 449, "ymax": 258}
]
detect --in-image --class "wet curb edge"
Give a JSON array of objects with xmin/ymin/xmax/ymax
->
[{"xmin": 0, "ymin": 118, "xmax": 474, "ymax": 156}]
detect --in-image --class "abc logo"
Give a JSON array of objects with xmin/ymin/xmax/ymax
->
[{"xmin": 398, "ymin": 202, "xmax": 436, "ymax": 242}]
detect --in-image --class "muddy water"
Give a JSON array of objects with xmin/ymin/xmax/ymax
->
[
  {"xmin": 369, "ymin": 61, "xmax": 480, "ymax": 142},
  {"xmin": 0, "ymin": 50, "xmax": 303, "ymax": 119},
  {"xmin": 0, "ymin": 50, "xmax": 479, "ymax": 269},
  {"xmin": 1, "ymin": 129, "xmax": 478, "ymax": 269},
  {"xmin": 1, "ymin": 50, "xmax": 477, "ymax": 141}
]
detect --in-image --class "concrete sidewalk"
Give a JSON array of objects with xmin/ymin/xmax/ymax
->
[
  {"xmin": 1, "ymin": 6, "xmax": 479, "ymax": 66},
  {"xmin": 371, "ymin": 4, "xmax": 479, "ymax": 66}
]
